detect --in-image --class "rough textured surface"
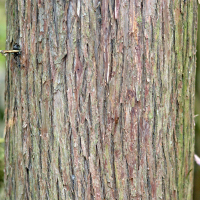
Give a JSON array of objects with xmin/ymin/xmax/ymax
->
[{"xmin": 4, "ymin": 0, "xmax": 197, "ymax": 199}]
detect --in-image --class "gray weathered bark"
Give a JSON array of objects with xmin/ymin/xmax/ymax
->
[{"xmin": 4, "ymin": 0, "xmax": 197, "ymax": 199}]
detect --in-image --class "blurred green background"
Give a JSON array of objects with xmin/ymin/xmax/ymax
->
[
  {"xmin": 194, "ymin": 5, "xmax": 200, "ymax": 200},
  {"xmin": 0, "ymin": 0, "xmax": 6, "ymax": 198},
  {"xmin": 0, "ymin": 1, "xmax": 200, "ymax": 199}
]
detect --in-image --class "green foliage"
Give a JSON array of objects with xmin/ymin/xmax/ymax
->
[
  {"xmin": 0, "ymin": 0, "xmax": 5, "ymax": 198},
  {"xmin": 0, "ymin": 0, "xmax": 6, "ymax": 66},
  {"xmin": 194, "ymin": 5, "xmax": 200, "ymax": 200}
]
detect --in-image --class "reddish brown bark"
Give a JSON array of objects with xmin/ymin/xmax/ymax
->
[{"xmin": 4, "ymin": 0, "xmax": 197, "ymax": 199}]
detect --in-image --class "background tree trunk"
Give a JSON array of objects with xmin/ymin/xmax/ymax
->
[{"xmin": 4, "ymin": 0, "xmax": 197, "ymax": 199}]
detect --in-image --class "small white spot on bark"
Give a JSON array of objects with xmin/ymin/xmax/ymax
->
[
  {"xmin": 77, "ymin": 0, "xmax": 80, "ymax": 17},
  {"xmin": 194, "ymin": 154, "xmax": 200, "ymax": 166}
]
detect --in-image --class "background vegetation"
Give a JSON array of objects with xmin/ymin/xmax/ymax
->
[
  {"xmin": 0, "ymin": 0, "xmax": 6, "ymax": 198},
  {"xmin": 194, "ymin": 5, "xmax": 200, "ymax": 200}
]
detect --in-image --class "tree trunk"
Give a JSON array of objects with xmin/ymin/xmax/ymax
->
[{"xmin": 4, "ymin": 0, "xmax": 197, "ymax": 199}]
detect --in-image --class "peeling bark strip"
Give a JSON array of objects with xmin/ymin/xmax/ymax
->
[{"xmin": 4, "ymin": 0, "xmax": 197, "ymax": 199}]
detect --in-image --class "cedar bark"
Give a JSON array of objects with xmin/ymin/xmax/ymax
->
[{"xmin": 4, "ymin": 0, "xmax": 197, "ymax": 199}]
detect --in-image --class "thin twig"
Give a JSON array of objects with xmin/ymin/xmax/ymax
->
[{"xmin": 0, "ymin": 50, "xmax": 20, "ymax": 55}]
